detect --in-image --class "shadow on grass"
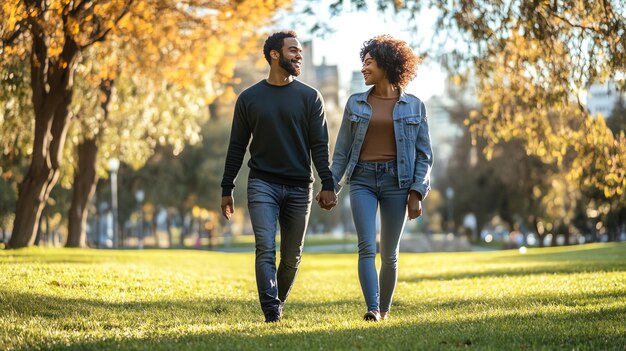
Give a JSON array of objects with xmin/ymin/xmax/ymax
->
[
  {"xmin": 5, "ymin": 289, "xmax": 626, "ymax": 351},
  {"xmin": 2, "ymin": 290, "xmax": 259, "ymax": 322},
  {"xmin": 13, "ymin": 305, "xmax": 626, "ymax": 351}
]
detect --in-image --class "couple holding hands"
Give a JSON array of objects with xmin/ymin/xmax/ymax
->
[{"xmin": 220, "ymin": 31, "xmax": 433, "ymax": 323}]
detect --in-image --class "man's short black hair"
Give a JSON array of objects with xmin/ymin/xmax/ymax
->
[{"xmin": 263, "ymin": 31, "xmax": 298, "ymax": 65}]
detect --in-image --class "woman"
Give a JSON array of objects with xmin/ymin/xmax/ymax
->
[{"xmin": 329, "ymin": 35, "xmax": 433, "ymax": 321}]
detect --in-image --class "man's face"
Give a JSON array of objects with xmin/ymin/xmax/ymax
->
[{"xmin": 277, "ymin": 37, "xmax": 303, "ymax": 76}]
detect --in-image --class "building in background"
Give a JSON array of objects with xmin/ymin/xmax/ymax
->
[
  {"xmin": 426, "ymin": 93, "xmax": 464, "ymax": 180},
  {"xmin": 300, "ymin": 41, "xmax": 340, "ymax": 114},
  {"xmin": 314, "ymin": 57, "xmax": 340, "ymax": 112},
  {"xmin": 586, "ymin": 81, "xmax": 625, "ymax": 117},
  {"xmin": 299, "ymin": 41, "xmax": 317, "ymax": 89},
  {"xmin": 349, "ymin": 71, "xmax": 366, "ymax": 96}
]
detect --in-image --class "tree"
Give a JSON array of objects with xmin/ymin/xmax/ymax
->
[
  {"xmin": 0, "ymin": 166, "xmax": 18, "ymax": 242},
  {"xmin": 441, "ymin": 96, "xmax": 559, "ymax": 244},
  {"xmin": 0, "ymin": 55, "xmax": 31, "ymax": 241},
  {"xmin": 1, "ymin": 0, "xmax": 134, "ymax": 248},
  {"xmin": 604, "ymin": 96, "xmax": 626, "ymax": 241}
]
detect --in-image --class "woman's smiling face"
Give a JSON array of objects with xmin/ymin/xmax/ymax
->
[{"xmin": 361, "ymin": 52, "xmax": 386, "ymax": 86}]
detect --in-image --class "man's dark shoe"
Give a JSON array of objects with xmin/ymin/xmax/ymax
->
[
  {"xmin": 363, "ymin": 310, "xmax": 381, "ymax": 322},
  {"xmin": 265, "ymin": 311, "xmax": 281, "ymax": 323}
]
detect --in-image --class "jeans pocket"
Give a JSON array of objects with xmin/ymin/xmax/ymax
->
[
  {"xmin": 349, "ymin": 165, "xmax": 371, "ymax": 185},
  {"xmin": 353, "ymin": 165, "xmax": 365, "ymax": 177},
  {"xmin": 247, "ymin": 178, "xmax": 259, "ymax": 192},
  {"xmin": 247, "ymin": 178, "xmax": 272, "ymax": 203},
  {"xmin": 291, "ymin": 185, "xmax": 312, "ymax": 195}
]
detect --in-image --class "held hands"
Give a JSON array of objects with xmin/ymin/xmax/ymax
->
[
  {"xmin": 407, "ymin": 191, "xmax": 422, "ymax": 220},
  {"xmin": 315, "ymin": 190, "xmax": 338, "ymax": 210},
  {"xmin": 221, "ymin": 196, "xmax": 234, "ymax": 220}
]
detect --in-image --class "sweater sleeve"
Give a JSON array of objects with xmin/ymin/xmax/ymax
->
[
  {"xmin": 221, "ymin": 96, "xmax": 251, "ymax": 196},
  {"xmin": 308, "ymin": 91, "xmax": 335, "ymax": 191}
]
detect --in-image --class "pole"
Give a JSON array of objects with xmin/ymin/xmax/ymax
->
[{"xmin": 110, "ymin": 170, "xmax": 119, "ymax": 248}]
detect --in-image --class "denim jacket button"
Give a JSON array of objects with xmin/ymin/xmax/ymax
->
[{"xmin": 400, "ymin": 160, "xmax": 405, "ymax": 164}]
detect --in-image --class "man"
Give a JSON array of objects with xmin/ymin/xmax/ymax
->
[{"xmin": 220, "ymin": 31, "xmax": 337, "ymax": 323}]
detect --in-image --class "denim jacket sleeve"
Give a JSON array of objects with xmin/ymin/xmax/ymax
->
[
  {"xmin": 411, "ymin": 101, "xmax": 434, "ymax": 199},
  {"xmin": 330, "ymin": 103, "xmax": 353, "ymax": 193}
]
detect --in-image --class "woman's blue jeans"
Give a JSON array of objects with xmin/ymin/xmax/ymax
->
[
  {"xmin": 349, "ymin": 160, "xmax": 408, "ymax": 312},
  {"xmin": 247, "ymin": 178, "xmax": 312, "ymax": 317}
]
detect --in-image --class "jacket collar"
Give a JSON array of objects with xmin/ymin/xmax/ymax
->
[{"xmin": 355, "ymin": 86, "xmax": 409, "ymax": 104}]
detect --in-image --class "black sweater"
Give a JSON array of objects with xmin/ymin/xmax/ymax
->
[{"xmin": 221, "ymin": 80, "xmax": 335, "ymax": 196}]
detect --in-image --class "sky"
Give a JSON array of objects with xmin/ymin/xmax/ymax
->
[{"xmin": 281, "ymin": 1, "xmax": 447, "ymax": 101}]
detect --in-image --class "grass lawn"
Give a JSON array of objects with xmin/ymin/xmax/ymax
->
[{"xmin": 1, "ymin": 243, "xmax": 625, "ymax": 350}]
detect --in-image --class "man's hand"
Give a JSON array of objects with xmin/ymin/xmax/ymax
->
[
  {"xmin": 407, "ymin": 191, "xmax": 422, "ymax": 220},
  {"xmin": 221, "ymin": 196, "xmax": 234, "ymax": 220},
  {"xmin": 315, "ymin": 190, "xmax": 338, "ymax": 210}
]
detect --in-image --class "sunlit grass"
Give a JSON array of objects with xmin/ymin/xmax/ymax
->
[{"xmin": 1, "ymin": 243, "xmax": 625, "ymax": 350}]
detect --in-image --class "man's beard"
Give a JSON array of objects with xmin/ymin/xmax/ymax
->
[{"xmin": 279, "ymin": 54, "xmax": 300, "ymax": 76}]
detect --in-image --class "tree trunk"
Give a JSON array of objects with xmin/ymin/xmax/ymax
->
[
  {"xmin": 66, "ymin": 138, "xmax": 99, "ymax": 247},
  {"xmin": 153, "ymin": 215, "xmax": 159, "ymax": 247},
  {"xmin": 617, "ymin": 206, "xmax": 626, "ymax": 241},
  {"xmin": 34, "ymin": 211, "xmax": 44, "ymax": 246},
  {"xmin": 8, "ymin": 30, "xmax": 79, "ymax": 249},
  {"xmin": 179, "ymin": 208, "xmax": 188, "ymax": 247},
  {"xmin": 563, "ymin": 221, "xmax": 571, "ymax": 246},
  {"xmin": 533, "ymin": 216, "xmax": 545, "ymax": 247},
  {"xmin": 475, "ymin": 215, "xmax": 487, "ymax": 243},
  {"xmin": 166, "ymin": 210, "xmax": 173, "ymax": 248},
  {"xmin": 66, "ymin": 79, "xmax": 113, "ymax": 248}
]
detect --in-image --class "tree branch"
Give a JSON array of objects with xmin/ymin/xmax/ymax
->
[
  {"xmin": 1, "ymin": 20, "xmax": 28, "ymax": 47},
  {"xmin": 548, "ymin": 11, "xmax": 600, "ymax": 33},
  {"xmin": 69, "ymin": 0, "xmax": 90, "ymax": 17},
  {"xmin": 81, "ymin": 0, "xmax": 135, "ymax": 49}
]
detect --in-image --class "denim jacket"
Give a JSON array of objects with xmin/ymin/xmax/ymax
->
[{"xmin": 330, "ymin": 87, "xmax": 434, "ymax": 199}]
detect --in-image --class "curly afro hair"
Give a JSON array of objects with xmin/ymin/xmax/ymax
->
[
  {"xmin": 263, "ymin": 31, "xmax": 298, "ymax": 65},
  {"xmin": 360, "ymin": 35, "xmax": 421, "ymax": 89}
]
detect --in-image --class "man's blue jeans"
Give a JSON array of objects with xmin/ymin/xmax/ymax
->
[
  {"xmin": 247, "ymin": 178, "xmax": 312, "ymax": 316},
  {"xmin": 349, "ymin": 160, "xmax": 408, "ymax": 313}
]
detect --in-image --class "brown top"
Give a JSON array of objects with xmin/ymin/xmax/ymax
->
[{"xmin": 359, "ymin": 93, "xmax": 398, "ymax": 162}]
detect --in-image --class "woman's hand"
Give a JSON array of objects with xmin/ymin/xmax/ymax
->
[
  {"xmin": 316, "ymin": 190, "xmax": 338, "ymax": 210},
  {"xmin": 407, "ymin": 191, "xmax": 422, "ymax": 220}
]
